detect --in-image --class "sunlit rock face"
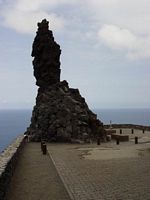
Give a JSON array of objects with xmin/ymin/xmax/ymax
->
[{"xmin": 26, "ymin": 19, "xmax": 106, "ymax": 142}]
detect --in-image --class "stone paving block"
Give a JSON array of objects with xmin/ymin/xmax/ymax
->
[{"xmin": 48, "ymin": 143, "xmax": 150, "ymax": 200}]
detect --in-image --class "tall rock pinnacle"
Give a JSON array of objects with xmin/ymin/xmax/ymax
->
[
  {"xmin": 31, "ymin": 19, "xmax": 61, "ymax": 88},
  {"xmin": 26, "ymin": 19, "xmax": 106, "ymax": 142}
]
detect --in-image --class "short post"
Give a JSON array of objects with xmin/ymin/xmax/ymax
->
[
  {"xmin": 131, "ymin": 129, "xmax": 134, "ymax": 134},
  {"xmin": 42, "ymin": 143, "xmax": 47, "ymax": 155},
  {"xmin": 106, "ymin": 135, "xmax": 111, "ymax": 141},
  {"xmin": 97, "ymin": 137, "xmax": 100, "ymax": 145},
  {"xmin": 135, "ymin": 137, "xmax": 138, "ymax": 144},
  {"xmin": 24, "ymin": 134, "xmax": 29, "ymax": 143},
  {"xmin": 41, "ymin": 141, "xmax": 44, "ymax": 151},
  {"xmin": 116, "ymin": 138, "xmax": 120, "ymax": 145},
  {"xmin": 120, "ymin": 129, "xmax": 122, "ymax": 134},
  {"xmin": 142, "ymin": 129, "xmax": 145, "ymax": 134}
]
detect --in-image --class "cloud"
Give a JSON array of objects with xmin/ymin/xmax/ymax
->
[
  {"xmin": 0, "ymin": 0, "xmax": 150, "ymax": 60},
  {"xmin": 98, "ymin": 25, "xmax": 136, "ymax": 50},
  {"xmin": 98, "ymin": 24, "xmax": 150, "ymax": 60},
  {"xmin": 2, "ymin": 9, "xmax": 64, "ymax": 34},
  {"xmin": 15, "ymin": 0, "xmax": 78, "ymax": 11},
  {"xmin": 84, "ymin": 0, "xmax": 150, "ymax": 59},
  {"xmin": 85, "ymin": 0, "xmax": 119, "ymax": 7},
  {"xmin": 0, "ymin": 0, "xmax": 68, "ymax": 34},
  {"xmin": 85, "ymin": 0, "xmax": 150, "ymax": 34}
]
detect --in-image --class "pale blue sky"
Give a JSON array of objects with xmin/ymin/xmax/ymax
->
[{"xmin": 0, "ymin": 0, "xmax": 150, "ymax": 109}]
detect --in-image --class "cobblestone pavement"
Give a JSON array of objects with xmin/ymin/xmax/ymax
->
[
  {"xmin": 47, "ymin": 137, "xmax": 150, "ymax": 200},
  {"xmin": 7, "ymin": 143, "xmax": 71, "ymax": 200}
]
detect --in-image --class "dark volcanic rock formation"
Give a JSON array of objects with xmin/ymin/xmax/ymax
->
[
  {"xmin": 26, "ymin": 19, "xmax": 106, "ymax": 142},
  {"xmin": 32, "ymin": 19, "xmax": 61, "ymax": 88}
]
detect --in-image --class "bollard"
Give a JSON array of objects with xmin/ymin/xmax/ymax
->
[
  {"xmin": 120, "ymin": 129, "xmax": 122, "ymax": 134},
  {"xmin": 131, "ymin": 129, "xmax": 134, "ymax": 134},
  {"xmin": 41, "ymin": 141, "xmax": 45, "ymax": 151},
  {"xmin": 41, "ymin": 141, "xmax": 43, "ymax": 150},
  {"xmin": 135, "ymin": 137, "xmax": 138, "ymax": 144},
  {"xmin": 106, "ymin": 135, "xmax": 111, "ymax": 142},
  {"xmin": 97, "ymin": 137, "xmax": 100, "ymax": 145},
  {"xmin": 142, "ymin": 129, "xmax": 145, "ymax": 134},
  {"xmin": 116, "ymin": 138, "xmax": 120, "ymax": 145},
  {"xmin": 42, "ymin": 144, "xmax": 47, "ymax": 155},
  {"xmin": 24, "ymin": 135, "xmax": 28, "ymax": 142}
]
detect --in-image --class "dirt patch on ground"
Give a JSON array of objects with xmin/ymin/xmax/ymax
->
[{"xmin": 78, "ymin": 144, "xmax": 150, "ymax": 160}]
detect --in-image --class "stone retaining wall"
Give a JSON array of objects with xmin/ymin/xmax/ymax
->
[
  {"xmin": 0, "ymin": 136, "xmax": 24, "ymax": 200},
  {"xmin": 106, "ymin": 129, "xmax": 116, "ymax": 134},
  {"xmin": 111, "ymin": 134, "xmax": 129, "ymax": 141},
  {"xmin": 104, "ymin": 124, "xmax": 150, "ymax": 131}
]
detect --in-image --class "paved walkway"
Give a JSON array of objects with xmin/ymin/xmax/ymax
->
[
  {"xmin": 7, "ymin": 143, "xmax": 70, "ymax": 200},
  {"xmin": 47, "ymin": 138, "xmax": 150, "ymax": 200},
  {"xmin": 6, "ymin": 129, "xmax": 150, "ymax": 200}
]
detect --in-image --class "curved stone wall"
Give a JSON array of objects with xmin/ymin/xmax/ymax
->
[{"xmin": 0, "ymin": 136, "xmax": 24, "ymax": 200}]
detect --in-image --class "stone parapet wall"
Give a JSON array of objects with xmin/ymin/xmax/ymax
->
[
  {"xmin": 0, "ymin": 136, "xmax": 24, "ymax": 200},
  {"xmin": 104, "ymin": 124, "xmax": 150, "ymax": 131},
  {"xmin": 111, "ymin": 134, "xmax": 129, "ymax": 141}
]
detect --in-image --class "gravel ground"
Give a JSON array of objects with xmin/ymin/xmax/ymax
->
[{"xmin": 6, "ymin": 143, "xmax": 70, "ymax": 200}]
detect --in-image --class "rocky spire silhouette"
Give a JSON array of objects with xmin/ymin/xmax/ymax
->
[
  {"xmin": 26, "ymin": 19, "xmax": 106, "ymax": 142},
  {"xmin": 31, "ymin": 19, "xmax": 61, "ymax": 88}
]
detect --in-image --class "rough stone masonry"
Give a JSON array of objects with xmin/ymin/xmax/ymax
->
[{"xmin": 26, "ymin": 19, "xmax": 106, "ymax": 142}]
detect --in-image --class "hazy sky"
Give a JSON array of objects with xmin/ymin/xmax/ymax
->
[{"xmin": 0, "ymin": 0, "xmax": 150, "ymax": 109}]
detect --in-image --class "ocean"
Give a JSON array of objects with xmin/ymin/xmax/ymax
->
[
  {"xmin": 0, "ymin": 110, "xmax": 32, "ymax": 152},
  {"xmin": 0, "ymin": 108, "xmax": 150, "ymax": 152},
  {"xmin": 94, "ymin": 108, "xmax": 150, "ymax": 126}
]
